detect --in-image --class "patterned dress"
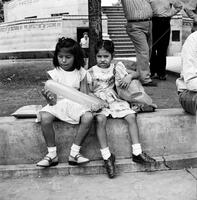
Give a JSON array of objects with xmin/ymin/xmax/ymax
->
[
  {"xmin": 39, "ymin": 67, "xmax": 91, "ymax": 124},
  {"xmin": 87, "ymin": 62, "xmax": 135, "ymax": 118}
]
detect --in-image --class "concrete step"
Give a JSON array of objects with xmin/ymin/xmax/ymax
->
[
  {"xmin": 111, "ymin": 37, "xmax": 131, "ymax": 42},
  {"xmin": 108, "ymin": 27, "xmax": 127, "ymax": 34},
  {"xmin": 0, "ymin": 109, "xmax": 197, "ymax": 166},
  {"xmin": 102, "ymin": 6, "xmax": 124, "ymax": 12},
  {"xmin": 113, "ymin": 40, "xmax": 133, "ymax": 45},
  {"xmin": 108, "ymin": 23, "xmax": 126, "ymax": 28},
  {"xmin": 110, "ymin": 34, "xmax": 129, "ymax": 39},
  {"xmin": 114, "ymin": 53, "xmax": 136, "ymax": 57},
  {"xmin": 115, "ymin": 45, "xmax": 135, "ymax": 50},
  {"xmin": 106, "ymin": 15, "xmax": 126, "ymax": 19}
]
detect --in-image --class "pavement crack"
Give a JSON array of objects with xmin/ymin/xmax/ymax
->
[
  {"xmin": 185, "ymin": 168, "xmax": 197, "ymax": 180},
  {"xmin": 162, "ymin": 156, "xmax": 172, "ymax": 170}
]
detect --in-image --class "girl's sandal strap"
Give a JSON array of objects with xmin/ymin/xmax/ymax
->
[{"xmin": 43, "ymin": 156, "xmax": 53, "ymax": 163}]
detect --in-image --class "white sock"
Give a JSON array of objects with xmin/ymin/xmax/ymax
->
[
  {"xmin": 47, "ymin": 146, "xmax": 57, "ymax": 159},
  {"xmin": 70, "ymin": 143, "xmax": 81, "ymax": 157},
  {"xmin": 100, "ymin": 147, "xmax": 111, "ymax": 160},
  {"xmin": 132, "ymin": 143, "xmax": 142, "ymax": 156}
]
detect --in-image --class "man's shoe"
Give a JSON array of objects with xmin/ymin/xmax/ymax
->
[
  {"xmin": 68, "ymin": 153, "xmax": 90, "ymax": 165},
  {"xmin": 150, "ymin": 74, "xmax": 159, "ymax": 79},
  {"xmin": 158, "ymin": 75, "xmax": 167, "ymax": 81},
  {"xmin": 142, "ymin": 80, "xmax": 157, "ymax": 87},
  {"xmin": 132, "ymin": 152, "xmax": 156, "ymax": 164},
  {"xmin": 36, "ymin": 156, "xmax": 59, "ymax": 167},
  {"xmin": 104, "ymin": 154, "xmax": 116, "ymax": 178}
]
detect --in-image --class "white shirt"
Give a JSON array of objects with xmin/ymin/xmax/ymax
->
[
  {"xmin": 176, "ymin": 31, "xmax": 197, "ymax": 91},
  {"xmin": 80, "ymin": 37, "xmax": 89, "ymax": 48}
]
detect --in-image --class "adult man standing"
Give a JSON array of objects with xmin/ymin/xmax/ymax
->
[
  {"xmin": 121, "ymin": 0, "xmax": 157, "ymax": 86},
  {"xmin": 184, "ymin": 0, "xmax": 197, "ymax": 33},
  {"xmin": 149, "ymin": 0, "xmax": 182, "ymax": 80},
  {"xmin": 176, "ymin": 31, "xmax": 197, "ymax": 115}
]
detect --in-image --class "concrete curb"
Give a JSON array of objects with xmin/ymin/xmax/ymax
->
[
  {"xmin": 1, "ymin": 109, "xmax": 197, "ymax": 165},
  {"xmin": 1, "ymin": 153, "xmax": 197, "ymax": 179}
]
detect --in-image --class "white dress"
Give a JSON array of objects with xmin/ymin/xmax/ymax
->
[
  {"xmin": 87, "ymin": 63, "xmax": 135, "ymax": 118},
  {"xmin": 39, "ymin": 67, "xmax": 91, "ymax": 124}
]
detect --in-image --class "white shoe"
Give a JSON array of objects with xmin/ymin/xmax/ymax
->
[
  {"xmin": 36, "ymin": 156, "xmax": 58, "ymax": 167},
  {"xmin": 68, "ymin": 153, "xmax": 90, "ymax": 165}
]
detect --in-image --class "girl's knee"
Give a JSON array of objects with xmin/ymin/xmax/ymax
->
[
  {"xmin": 96, "ymin": 115, "xmax": 107, "ymax": 125},
  {"xmin": 40, "ymin": 112, "xmax": 54, "ymax": 125},
  {"xmin": 81, "ymin": 112, "xmax": 93, "ymax": 123},
  {"xmin": 125, "ymin": 114, "xmax": 136, "ymax": 123}
]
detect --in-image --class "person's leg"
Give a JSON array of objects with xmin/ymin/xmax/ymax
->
[
  {"xmin": 124, "ymin": 114, "xmax": 156, "ymax": 164},
  {"xmin": 156, "ymin": 19, "xmax": 171, "ymax": 79},
  {"xmin": 37, "ymin": 112, "xmax": 58, "ymax": 167},
  {"xmin": 83, "ymin": 48, "xmax": 89, "ymax": 69},
  {"xmin": 95, "ymin": 114, "xmax": 115, "ymax": 178},
  {"xmin": 126, "ymin": 21, "xmax": 156, "ymax": 86},
  {"xmin": 74, "ymin": 111, "xmax": 93, "ymax": 145},
  {"xmin": 124, "ymin": 114, "xmax": 141, "ymax": 152},
  {"xmin": 69, "ymin": 111, "xmax": 93, "ymax": 165},
  {"xmin": 40, "ymin": 111, "xmax": 56, "ymax": 147},
  {"xmin": 150, "ymin": 18, "xmax": 159, "ymax": 77}
]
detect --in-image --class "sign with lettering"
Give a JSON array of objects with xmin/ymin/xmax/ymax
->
[{"xmin": 0, "ymin": 21, "xmax": 62, "ymax": 53}]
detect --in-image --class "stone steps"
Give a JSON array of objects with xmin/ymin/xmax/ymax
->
[{"xmin": 102, "ymin": 6, "xmax": 135, "ymax": 57}]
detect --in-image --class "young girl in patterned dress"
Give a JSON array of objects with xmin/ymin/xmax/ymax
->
[
  {"xmin": 37, "ymin": 37, "xmax": 94, "ymax": 167},
  {"xmin": 87, "ymin": 40, "xmax": 156, "ymax": 178}
]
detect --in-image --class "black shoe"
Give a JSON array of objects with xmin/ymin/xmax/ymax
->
[
  {"xmin": 150, "ymin": 74, "xmax": 158, "ymax": 79},
  {"xmin": 142, "ymin": 80, "xmax": 157, "ymax": 87},
  {"xmin": 104, "ymin": 154, "xmax": 116, "ymax": 178},
  {"xmin": 158, "ymin": 75, "xmax": 167, "ymax": 81},
  {"xmin": 132, "ymin": 152, "xmax": 156, "ymax": 164}
]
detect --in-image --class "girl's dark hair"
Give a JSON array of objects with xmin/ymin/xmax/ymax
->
[
  {"xmin": 53, "ymin": 37, "xmax": 85, "ymax": 69},
  {"xmin": 95, "ymin": 40, "xmax": 114, "ymax": 56}
]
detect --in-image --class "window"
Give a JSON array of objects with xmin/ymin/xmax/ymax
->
[
  {"xmin": 171, "ymin": 30, "xmax": 180, "ymax": 42},
  {"xmin": 51, "ymin": 13, "xmax": 69, "ymax": 17},
  {"xmin": 25, "ymin": 16, "xmax": 37, "ymax": 19}
]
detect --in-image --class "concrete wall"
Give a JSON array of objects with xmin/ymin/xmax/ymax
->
[
  {"xmin": 4, "ymin": 0, "xmax": 88, "ymax": 22},
  {"xmin": 168, "ymin": 14, "xmax": 193, "ymax": 56},
  {"xmin": 168, "ymin": 15, "xmax": 183, "ymax": 56}
]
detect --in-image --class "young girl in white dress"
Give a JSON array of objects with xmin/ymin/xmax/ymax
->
[
  {"xmin": 37, "ymin": 37, "xmax": 94, "ymax": 167},
  {"xmin": 87, "ymin": 40, "xmax": 156, "ymax": 178}
]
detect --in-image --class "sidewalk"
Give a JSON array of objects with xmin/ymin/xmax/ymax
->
[{"xmin": 0, "ymin": 168, "xmax": 196, "ymax": 200}]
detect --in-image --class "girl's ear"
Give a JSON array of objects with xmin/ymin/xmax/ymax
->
[{"xmin": 111, "ymin": 53, "xmax": 115, "ymax": 58}]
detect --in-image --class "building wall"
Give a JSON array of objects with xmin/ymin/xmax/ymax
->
[
  {"xmin": 0, "ymin": 18, "xmax": 63, "ymax": 53},
  {"xmin": 0, "ymin": 14, "xmax": 109, "ymax": 59},
  {"xmin": 4, "ymin": 0, "xmax": 88, "ymax": 22},
  {"xmin": 168, "ymin": 14, "xmax": 193, "ymax": 56}
]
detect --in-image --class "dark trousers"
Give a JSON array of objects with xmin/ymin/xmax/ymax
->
[{"xmin": 150, "ymin": 17, "xmax": 171, "ymax": 77}]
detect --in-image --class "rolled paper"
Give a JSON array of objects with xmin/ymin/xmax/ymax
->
[{"xmin": 45, "ymin": 80, "xmax": 106, "ymax": 111}]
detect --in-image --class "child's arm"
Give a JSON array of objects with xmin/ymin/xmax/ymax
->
[
  {"xmin": 115, "ymin": 62, "xmax": 139, "ymax": 89},
  {"xmin": 42, "ymin": 73, "xmax": 57, "ymax": 105}
]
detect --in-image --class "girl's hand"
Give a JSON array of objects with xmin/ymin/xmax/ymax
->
[
  {"xmin": 119, "ymin": 75, "xmax": 132, "ymax": 89},
  {"xmin": 41, "ymin": 88, "xmax": 57, "ymax": 106}
]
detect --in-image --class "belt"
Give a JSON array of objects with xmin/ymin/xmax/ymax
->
[{"xmin": 127, "ymin": 18, "xmax": 152, "ymax": 22}]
